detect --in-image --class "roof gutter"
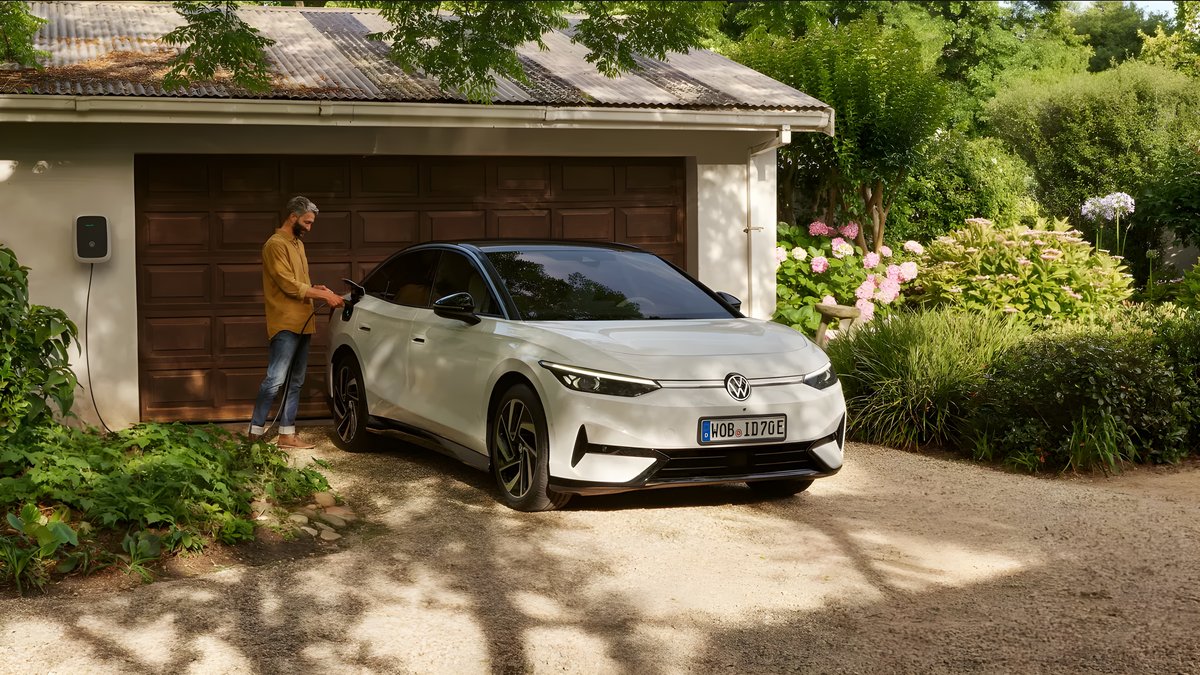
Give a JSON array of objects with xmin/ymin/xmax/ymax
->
[{"xmin": 0, "ymin": 95, "xmax": 834, "ymax": 133}]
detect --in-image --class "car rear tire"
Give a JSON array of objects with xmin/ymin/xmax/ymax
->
[
  {"xmin": 330, "ymin": 354, "xmax": 372, "ymax": 453},
  {"xmin": 489, "ymin": 384, "xmax": 571, "ymax": 512},
  {"xmin": 747, "ymin": 477, "xmax": 813, "ymax": 499}
]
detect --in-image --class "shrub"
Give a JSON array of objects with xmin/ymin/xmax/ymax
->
[
  {"xmin": 774, "ymin": 222, "xmax": 920, "ymax": 334},
  {"xmin": 912, "ymin": 217, "xmax": 1132, "ymax": 326},
  {"xmin": 974, "ymin": 325, "xmax": 1189, "ymax": 472},
  {"xmin": 826, "ymin": 308, "xmax": 1030, "ymax": 449},
  {"xmin": 0, "ymin": 245, "xmax": 78, "ymax": 441},
  {"xmin": 1175, "ymin": 264, "xmax": 1200, "ymax": 310}
]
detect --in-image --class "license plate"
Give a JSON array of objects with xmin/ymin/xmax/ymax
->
[{"xmin": 699, "ymin": 415, "xmax": 787, "ymax": 444}]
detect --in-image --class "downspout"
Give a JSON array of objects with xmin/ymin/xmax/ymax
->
[{"xmin": 745, "ymin": 125, "xmax": 791, "ymax": 317}]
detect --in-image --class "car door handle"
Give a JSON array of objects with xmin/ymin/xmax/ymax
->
[
  {"xmin": 412, "ymin": 336, "xmax": 426, "ymax": 344},
  {"xmin": 358, "ymin": 325, "xmax": 371, "ymax": 332}
]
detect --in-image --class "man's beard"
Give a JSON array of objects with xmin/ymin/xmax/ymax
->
[{"xmin": 292, "ymin": 223, "xmax": 306, "ymax": 238}]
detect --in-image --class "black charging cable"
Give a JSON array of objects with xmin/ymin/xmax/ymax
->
[{"xmin": 84, "ymin": 263, "xmax": 113, "ymax": 434}]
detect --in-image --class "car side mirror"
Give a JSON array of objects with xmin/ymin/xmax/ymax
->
[
  {"xmin": 717, "ymin": 291, "xmax": 742, "ymax": 313},
  {"xmin": 433, "ymin": 292, "xmax": 481, "ymax": 325},
  {"xmin": 341, "ymin": 278, "xmax": 365, "ymax": 321}
]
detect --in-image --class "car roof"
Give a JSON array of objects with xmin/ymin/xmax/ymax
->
[{"xmin": 415, "ymin": 240, "xmax": 645, "ymax": 254}]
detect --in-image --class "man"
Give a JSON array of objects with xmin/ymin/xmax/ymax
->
[{"xmin": 248, "ymin": 196, "xmax": 344, "ymax": 448}]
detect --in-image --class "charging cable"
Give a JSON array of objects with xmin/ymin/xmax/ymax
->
[
  {"xmin": 256, "ymin": 300, "xmax": 325, "ymax": 437},
  {"xmin": 85, "ymin": 263, "xmax": 113, "ymax": 434}
]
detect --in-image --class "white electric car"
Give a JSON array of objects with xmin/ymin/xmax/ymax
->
[{"xmin": 326, "ymin": 241, "xmax": 845, "ymax": 511}]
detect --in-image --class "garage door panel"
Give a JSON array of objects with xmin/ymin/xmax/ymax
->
[
  {"xmin": 137, "ymin": 155, "xmax": 684, "ymax": 422},
  {"xmin": 358, "ymin": 159, "xmax": 419, "ymax": 196},
  {"xmin": 217, "ymin": 212, "xmax": 278, "ymax": 249},
  {"xmin": 359, "ymin": 211, "xmax": 419, "ymax": 248},
  {"xmin": 425, "ymin": 210, "xmax": 487, "ymax": 240},
  {"xmin": 301, "ymin": 211, "xmax": 352, "ymax": 249},
  {"xmin": 288, "ymin": 160, "xmax": 350, "ymax": 198},
  {"xmin": 142, "ymin": 317, "xmax": 212, "ymax": 359},
  {"xmin": 219, "ymin": 160, "xmax": 279, "ymax": 195},
  {"xmin": 428, "ymin": 161, "xmax": 486, "ymax": 197},
  {"xmin": 557, "ymin": 208, "xmax": 615, "ymax": 240},
  {"xmin": 493, "ymin": 209, "xmax": 551, "ymax": 239},
  {"xmin": 142, "ymin": 213, "xmax": 210, "ymax": 252},
  {"xmin": 143, "ymin": 264, "xmax": 210, "ymax": 304},
  {"xmin": 215, "ymin": 264, "xmax": 263, "ymax": 304}
]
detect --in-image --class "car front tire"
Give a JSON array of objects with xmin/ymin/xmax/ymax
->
[
  {"xmin": 489, "ymin": 383, "xmax": 570, "ymax": 512},
  {"xmin": 330, "ymin": 354, "xmax": 372, "ymax": 453},
  {"xmin": 746, "ymin": 477, "xmax": 813, "ymax": 499}
]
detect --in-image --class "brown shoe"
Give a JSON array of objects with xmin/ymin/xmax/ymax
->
[{"xmin": 276, "ymin": 434, "xmax": 315, "ymax": 450}]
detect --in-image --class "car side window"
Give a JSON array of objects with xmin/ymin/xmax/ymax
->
[
  {"xmin": 362, "ymin": 250, "xmax": 440, "ymax": 307},
  {"xmin": 431, "ymin": 251, "xmax": 498, "ymax": 316}
]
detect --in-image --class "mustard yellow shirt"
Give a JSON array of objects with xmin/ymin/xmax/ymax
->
[{"xmin": 262, "ymin": 231, "xmax": 313, "ymax": 339}]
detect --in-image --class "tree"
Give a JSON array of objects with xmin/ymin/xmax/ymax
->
[
  {"xmin": 1071, "ymin": 0, "xmax": 1170, "ymax": 72},
  {"xmin": 0, "ymin": 1, "xmax": 46, "ymax": 68},
  {"xmin": 730, "ymin": 19, "xmax": 950, "ymax": 253}
]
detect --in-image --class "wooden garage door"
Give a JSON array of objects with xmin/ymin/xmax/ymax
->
[{"xmin": 135, "ymin": 155, "xmax": 686, "ymax": 422}]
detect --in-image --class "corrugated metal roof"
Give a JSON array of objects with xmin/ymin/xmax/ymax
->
[{"xmin": 0, "ymin": 1, "xmax": 829, "ymax": 113}]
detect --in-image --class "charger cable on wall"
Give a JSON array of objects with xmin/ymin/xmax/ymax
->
[{"xmin": 85, "ymin": 262, "xmax": 113, "ymax": 434}]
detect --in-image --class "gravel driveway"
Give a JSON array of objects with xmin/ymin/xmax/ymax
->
[{"xmin": 2, "ymin": 430, "xmax": 1199, "ymax": 674}]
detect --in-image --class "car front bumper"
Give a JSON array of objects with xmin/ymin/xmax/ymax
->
[{"xmin": 541, "ymin": 376, "xmax": 847, "ymax": 494}]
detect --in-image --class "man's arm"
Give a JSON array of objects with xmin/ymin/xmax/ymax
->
[{"xmin": 264, "ymin": 241, "xmax": 344, "ymax": 307}]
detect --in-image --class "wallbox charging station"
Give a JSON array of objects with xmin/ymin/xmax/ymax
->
[{"xmin": 74, "ymin": 215, "xmax": 111, "ymax": 263}]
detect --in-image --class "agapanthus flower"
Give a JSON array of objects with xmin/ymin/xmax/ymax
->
[
  {"xmin": 863, "ymin": 252, "xmax": 881, "ymax": 269},
  {"xmin": 791, "ymin": 246, "xmax": 808, "ymax": 261},
  {"xmin": 839, "ymin": 221, "xmax": 860, "ymax": 239},
  {"xmin": 831, "ymin": 237, "xmax": 855, "ymax": 258},
  {"xmin": 811, "ymin": 256, "xmax": 829, "ymax": 274},
  {"xmin": 899, "ymin": 261, "xmax": 918, "ymax": 282},
  {"xmin": 903, "ymin": 240, "xmax": 925, "ymax": 255}
]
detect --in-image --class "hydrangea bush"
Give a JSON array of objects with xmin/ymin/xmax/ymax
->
[
  {"xmin": 911, "ymin": 217, "xmax": 1132, "ymax": 326},
  {"xmin": 774, "ymin": 221, "xmax": 920, "ymax": 334}
]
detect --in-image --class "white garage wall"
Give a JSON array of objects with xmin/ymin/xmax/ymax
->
[{"xmin": 0, "ymin": 122, "xmax": 780, "ymax": 428}]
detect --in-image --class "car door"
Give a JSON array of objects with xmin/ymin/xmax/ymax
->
[
  {"xmin": 404, "ymin": 250, "xmax": 509, "ymax": 452},
  {"xmin": 353, "ymin": 249, "xmax": 439, "ymax": 423}
]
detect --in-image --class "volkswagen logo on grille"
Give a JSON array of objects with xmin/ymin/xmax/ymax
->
[{"xmin": 724, "ymin": 373, "xmax": 751, "ymax": 401}]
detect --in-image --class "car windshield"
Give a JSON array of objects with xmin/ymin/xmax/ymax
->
[{"xmin": 485, "ymin": 248, "xmax": 735, "ymax": 321}]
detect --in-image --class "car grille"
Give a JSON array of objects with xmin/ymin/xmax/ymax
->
[{"xmin": 650, "ymin": 441, "xmax": 821, "ymax": 482}]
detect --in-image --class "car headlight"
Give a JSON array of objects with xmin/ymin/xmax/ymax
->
[
  {"xmin": 803, "ymin": 363, "xmax": 839, "ymax": 389},
  {"xmin": 539, "ymin": 361, "xmax": 660, "ymax": 397}
]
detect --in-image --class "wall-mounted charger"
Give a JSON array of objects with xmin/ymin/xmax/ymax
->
[{"xmin": 75, "ymin": 215, "xmax": 111, "ymax": 263}]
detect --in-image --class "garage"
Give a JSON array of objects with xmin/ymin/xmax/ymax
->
[{"xmin": 135, "ymin": 154, "xmax": 686, "ymax": 421}]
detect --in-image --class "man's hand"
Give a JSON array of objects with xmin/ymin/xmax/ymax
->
[{"xmin": 314, "ymin": 285, "xmax": 345, "ymax": 308}]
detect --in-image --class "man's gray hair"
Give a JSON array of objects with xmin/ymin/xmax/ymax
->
[{"xmin": 286, "ymin": 195, "xmax": 319, "ymax": 217}]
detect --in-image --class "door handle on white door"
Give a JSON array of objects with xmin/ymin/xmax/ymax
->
[
  {"xmin": 358, "ymin": 325, "xmax": 371, "ymax": 332},
  {"xmin": 412, "ymin": 336, "xmax": 426, "ymax": 344}
]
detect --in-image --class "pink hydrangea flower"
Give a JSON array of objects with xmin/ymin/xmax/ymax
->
[
  {"xmin": 811, "ymin": 256, "xmax": 829, "ymax": 274},
  {"xmin": 839, "ymin": 221, "xmax": 860, "ymax": 239},
  {"xmin": 831, "ymin": 237, "xmax": 855, "ymax": 258},
  {"xmin": 903, "ymin": 240, "xmax": 925, "ymax": 255},
  {"xmin": 863, "ymin": 252, "xmax": 881, "ymax": 269},
  {"xmin": 774, "ymin": 246, "xmax": 788, "ymax": 264},
  {"xmin": 820, "ymin": 295, "xmax": 837, "ymax": 306},
  {"xmin": 808, "ymin": 220, "xmax": 835, "ymax": 237},
  {"xmin": 880, "ymin": 245, "xmax": 893, "ymax": 258},
  {"xmin": 885, "ymin": 264, "xmax": 902, "ymax": 282},
  {"xmin": 791, "ymin": 246, "xmax": 807, "ymax": 261},
  {"xmin": 855, "ymin": 279, "xmax": 876, "ymax": 301},
  {"xmin": 899, "ymin": 261, "xmax": 919, "ymax": 282},
  {"xmin": 876, "ymin": 278, "xmax": 901, "ymax": 304},
  {"xmin": 855, "ymin": 298, "xmax": 876, "ymax": 322}
]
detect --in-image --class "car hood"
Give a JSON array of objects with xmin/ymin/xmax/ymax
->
[{"xmin": 521, "ymin": 318, "xmax": 828, "ymax": 380}]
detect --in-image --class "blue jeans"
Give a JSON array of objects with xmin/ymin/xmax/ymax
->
[{"xmin": 249, "ymin": 331, "xmax": 311, "ymax": 436}]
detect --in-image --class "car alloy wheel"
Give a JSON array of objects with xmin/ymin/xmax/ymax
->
[
  {"xmin": 489, "ymin": 384, "xmax": 570, "ymax": 511},
  {"xmin": 329, "ymin": 356, "xmax": 371, "ymax": 452}
]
